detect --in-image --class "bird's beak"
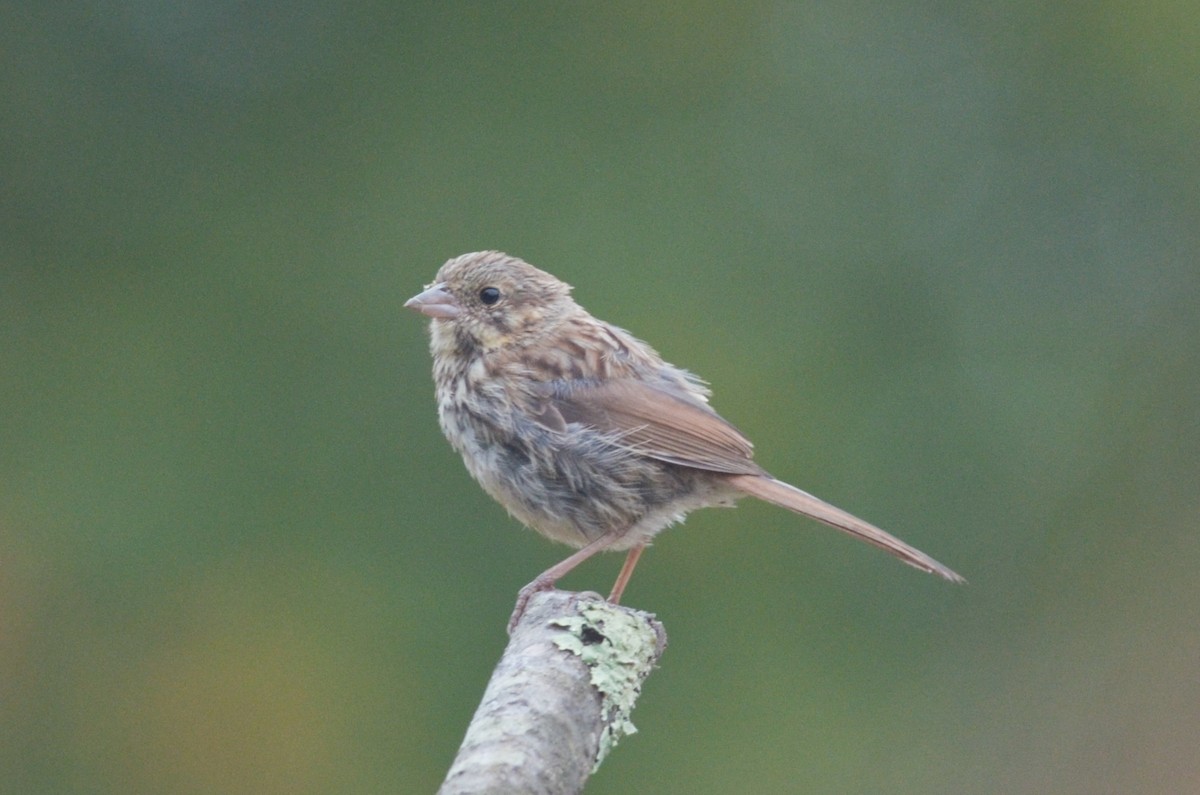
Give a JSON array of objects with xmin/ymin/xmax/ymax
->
[{"xmin": 404, "ymin": 284, "xmax": 460, "ymax": 319}]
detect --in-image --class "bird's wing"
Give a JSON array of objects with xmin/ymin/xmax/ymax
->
[{"xmin": 533, "ymin": 377, "xmax": 766, "ymax": 475}]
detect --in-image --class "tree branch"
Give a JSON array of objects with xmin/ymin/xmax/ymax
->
[{"xmin": 438, "ymin": 591, "xmax": 667, "ymax": 795}]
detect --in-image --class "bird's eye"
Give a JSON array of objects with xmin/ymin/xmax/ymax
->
[{"xmin": 479, "ymin": 287, "xmax": 501, "ymax": 305}]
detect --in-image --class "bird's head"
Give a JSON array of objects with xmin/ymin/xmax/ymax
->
[{"xmin": 406, "ymin": 251, "xmax": 575, "ymax": 354}]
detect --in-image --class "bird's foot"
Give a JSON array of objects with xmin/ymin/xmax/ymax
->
[{"xmin": 507, "ymin": 576, "xmax": 556, "ymax": 635}]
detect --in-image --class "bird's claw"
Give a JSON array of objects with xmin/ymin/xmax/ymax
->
[{"xmin": 507, "ymin": 576, "xmax": 556, "ymax": 634}]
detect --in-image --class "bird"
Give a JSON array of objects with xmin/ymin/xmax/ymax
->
[{"xmin": 405, "ymin": 251, "xmax": 964, "ymax": 630}]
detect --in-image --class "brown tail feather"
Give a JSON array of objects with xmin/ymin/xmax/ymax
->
[{"xmin": 727, "ymin": 474, "xmax": 965, "ymax": 584}]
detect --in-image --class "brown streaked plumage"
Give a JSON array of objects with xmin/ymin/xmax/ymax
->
[{"xmin": 406, "ymin": 251, "xmax": 964, "ymax": 631}]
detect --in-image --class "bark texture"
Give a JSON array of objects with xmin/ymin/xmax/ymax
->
[{"xmin": 439, "ymin": 591, "xmax": 667, "ymax": 794}]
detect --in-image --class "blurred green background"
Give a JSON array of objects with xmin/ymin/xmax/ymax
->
[{"xmin": 3, "ymin": 3, "xmax": 1198, "ymax": 793}]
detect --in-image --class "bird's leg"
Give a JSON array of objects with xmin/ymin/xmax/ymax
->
[
  {"xmin": 508, "ymin": 528, "xmax": 626, "ymax": 634},
  {"xmin": 607, "ymin": 544, "xmax": 646, "ymax": 605}
]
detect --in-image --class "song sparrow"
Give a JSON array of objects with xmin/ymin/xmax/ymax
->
[{"xmin": 407, "ymin": 251, "xmax": 963, "ymax": 630}]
